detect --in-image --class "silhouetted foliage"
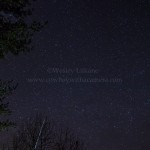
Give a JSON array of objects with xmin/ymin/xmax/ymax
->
[
  {"xmin": 0, "ymin": 0, "xmax": 47, "ymax": 131},
  {"xmin": 0, "ymin": 0, "xmax": 47, "ymax": 58},
  {"xmin": 0, "ymin": 80, "xmax": 17, "ymax": 131}
]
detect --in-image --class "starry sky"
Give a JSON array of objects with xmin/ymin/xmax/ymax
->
[{"xmin": 0, "ymin": 0, "xmax": 150, "ymax": 149}]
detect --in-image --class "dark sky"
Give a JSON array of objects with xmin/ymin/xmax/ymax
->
[{"xmin": 0, "ymin": 0, "xmax": 150, "ymax": 149}]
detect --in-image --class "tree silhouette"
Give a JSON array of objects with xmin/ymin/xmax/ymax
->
[
  {"xmin": 0, "ymin": 0, "xmax": 47, "ymax": 131},
  {"xmin": 0, "ymin": 80, "xmax": 17, "ymax": 131},
  {"xmin": 10, "ymin": 114, "xmax": 87, "ymax": 150},
  {"xmin": 0, "ymin": 0, "xmax": 47, "ymax": 58},
  {"xmin": 54, "ymin": 128, "xmax": 86, "ymax": 150}
]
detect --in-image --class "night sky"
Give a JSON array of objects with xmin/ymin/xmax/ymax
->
[{"xmin": 0, "ymin": 0, "xmax": 150, "ymax": 149}]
